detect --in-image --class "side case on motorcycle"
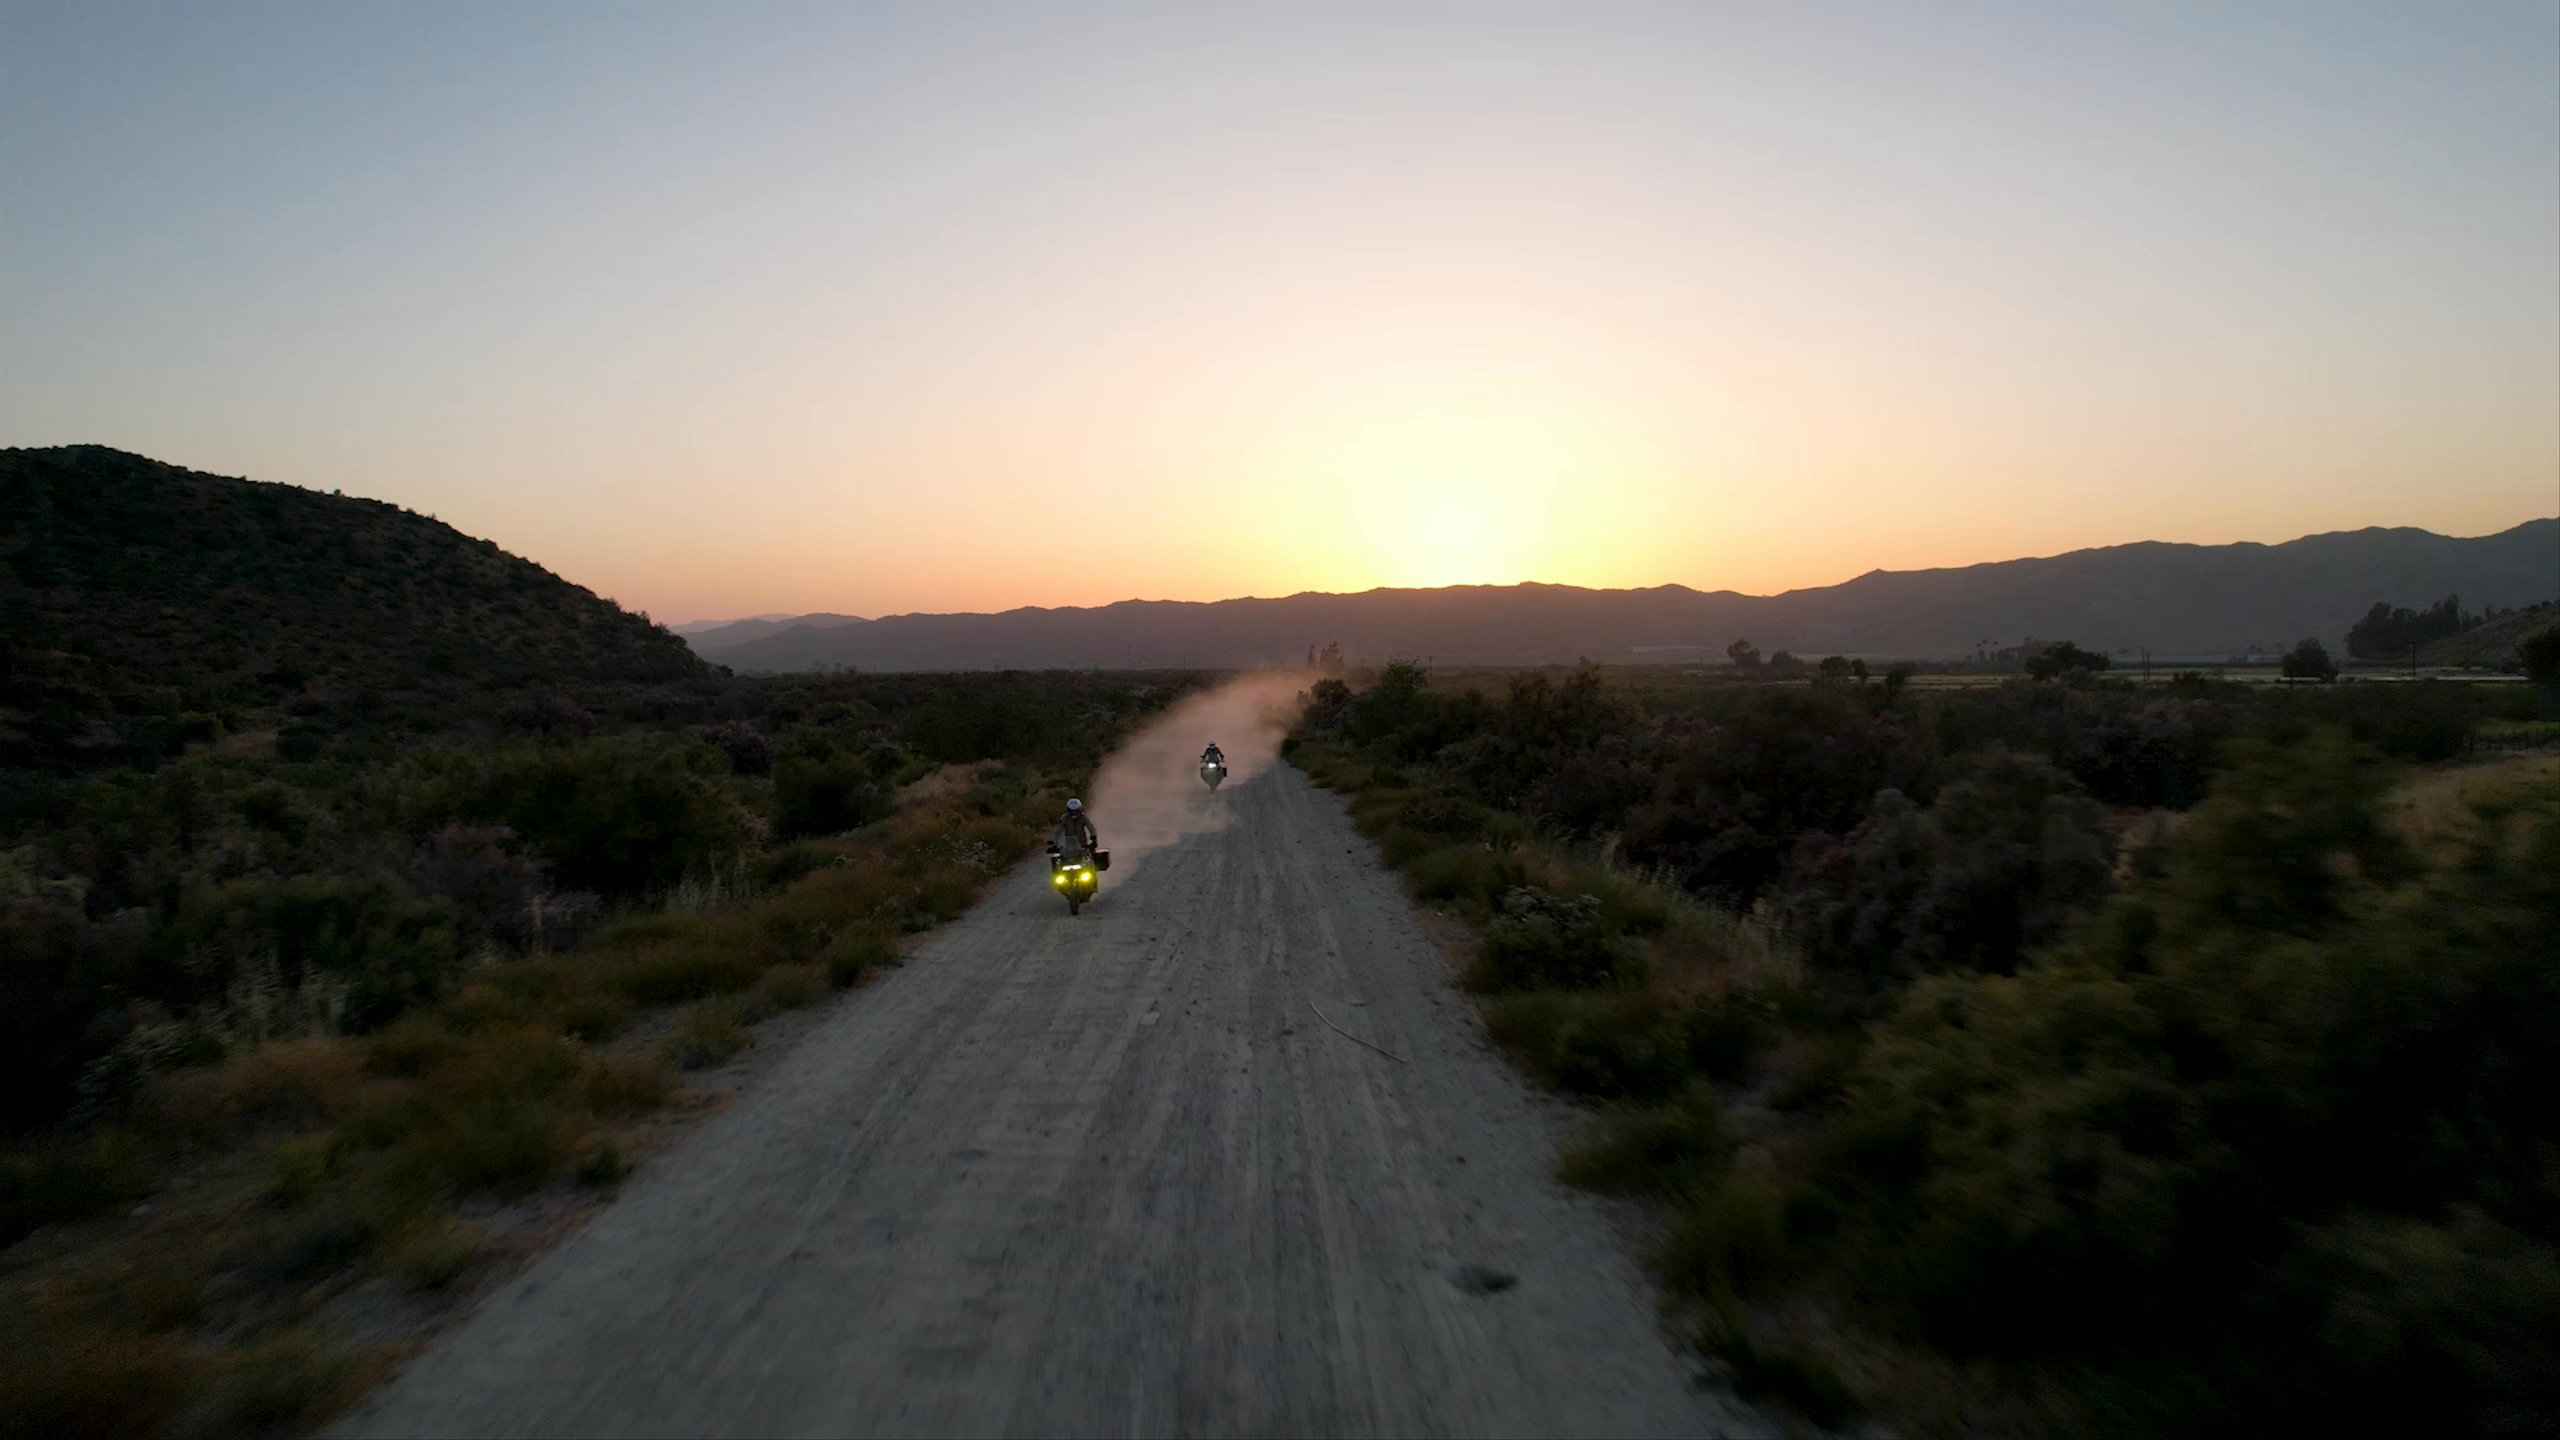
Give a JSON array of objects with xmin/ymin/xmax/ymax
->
[{"xmin": 1094, "ymin": 849, "xmax": 1111, "ymax": 872}]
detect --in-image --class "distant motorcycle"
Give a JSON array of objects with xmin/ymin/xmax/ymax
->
[
  {"xmin": 1047, "ymin": 843, "xmax": 1108, "ymax": 915},
  {"xmin": 1200, "ymin": 758, "xmax": 1226, "ymax": 790}
]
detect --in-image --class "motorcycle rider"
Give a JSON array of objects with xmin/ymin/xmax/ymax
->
[
  {"xmin": 1053, "ymin": 797, "xmax": 1099, "ymax": 861},
  {"xmin": 1201, "ymin": 742, "xmax": 1225, "ymax": 769}
]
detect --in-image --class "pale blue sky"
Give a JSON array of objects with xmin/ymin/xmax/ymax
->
[{"xmin": 5, "ymin": 0, "xmax": 2554, "ymax": 621}]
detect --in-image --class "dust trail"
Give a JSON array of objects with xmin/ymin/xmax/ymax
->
[{"xmin": 1085, "ymin": 671, "xmax": 1311, "ymax": 884}]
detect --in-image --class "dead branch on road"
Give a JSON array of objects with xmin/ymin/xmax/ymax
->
[{"xmin": 1311, "ymin": 1001, "xmax": 1407, "ymax": 1064}]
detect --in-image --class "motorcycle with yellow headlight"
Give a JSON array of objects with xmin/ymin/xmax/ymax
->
[{"xmin": 1046, "ymin": 842, "xmax": 1109, "ymax": 915}]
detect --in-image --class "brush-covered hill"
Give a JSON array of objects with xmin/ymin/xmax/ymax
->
[
  {"xmin": 1, "ymin": 446, "xmax": 711, "ymax": 770},
  {"xmin": 695, "ymin": 519, "xmax": 2560, "ymax": 672},
  {"xmin": 2418, "ymin": 601, "xmax": 2560, "ymax": 668}
]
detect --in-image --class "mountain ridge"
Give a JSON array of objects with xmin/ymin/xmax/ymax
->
[{"xmin": 695, "ymin": 519, "xmax": 2559, "ymax": 671}]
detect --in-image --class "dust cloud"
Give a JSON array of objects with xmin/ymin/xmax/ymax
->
[{"xmin": 1084, "ymin": 671, "xmax": 1312, "ymax": 883}]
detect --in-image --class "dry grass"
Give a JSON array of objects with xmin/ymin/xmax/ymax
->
[
  {"xmin": 2392, "ymin": 751, "xmax": 2560, "ymax": 845},
  {"xmin": 380, "ymin": 1217, "xmax": 485, "ymax": 1293},
  {"xmin": 144, "ymin": 1038, "xmax": 363, "ymax": 1147}
]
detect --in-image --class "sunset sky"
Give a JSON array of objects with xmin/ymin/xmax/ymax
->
[{"xmin": 4, "ymin": 0, "xmax": 2555, "ymax": 624}]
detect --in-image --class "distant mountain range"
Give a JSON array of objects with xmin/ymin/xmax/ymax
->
[{"xmin": 690, "ymin": 520, "xmax": 2559, "ymax": 672}]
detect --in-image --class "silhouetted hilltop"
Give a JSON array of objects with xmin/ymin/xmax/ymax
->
[
  {"xmin": 679, "ymin": 613, "xmax": 868, "ymax": 650},
  {"xmin": 2, "ymin": 446, "xmax": 710, "ymax": 768},
  {"xmin": 693, "ymin": 520, "xmax": 2560, "ymax": 671}
]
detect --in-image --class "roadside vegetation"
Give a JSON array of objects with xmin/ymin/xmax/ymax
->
[
  {"xmin": 0, "ymin": 668, "xmax": 1198, "ymax": 1435},
  {"xmin": 1289, "ymin": 659, "xmax": 2560, "ymax": 1436}
]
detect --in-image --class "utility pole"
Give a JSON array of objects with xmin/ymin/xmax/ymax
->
[{"xmin": 2140, "ymin": 646, "xmax": 2152, "ymax": 683}]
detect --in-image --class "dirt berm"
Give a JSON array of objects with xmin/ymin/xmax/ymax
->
[{"xmin": 340, "ymin": 760, "xmax": 1767, "ymax": 1437}]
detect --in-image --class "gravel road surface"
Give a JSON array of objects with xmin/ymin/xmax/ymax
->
[{"xmin": 341, "ymin": 760, "xmax": 1764, "ymax": 1438}]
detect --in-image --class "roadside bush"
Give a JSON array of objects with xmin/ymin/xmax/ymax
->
[
  {"xmin": 1, "ymin": 899, "xmax": 148, "ymax": 1130},
  {"xmin": 1557, "ymin": 1081, "xmax": 1736, "ymax": 1196},
  {"xmin": 410, "ymin": 823, "xmax": 546, "ymax": 951},
  {"xmin": 1523, "ymin": 735, "xmax": 1656, "ymax": 838},
  {"xmin": 773, "ymin": 754, "xmax": 885, "ymax": 839},
  {"xmin": 666, "ymin": 1001, "xmax": 751, "ymax": 1071},
  {"xmin": 2295, "ymin": 679, "xmax": 2478, "ymax": 763},
  {"xmin": 0, "ymin": 1129, "xmax": 155, "ymax": 1246},
  {"xmin": 695, "ymin": 720, "xmax": 773, "ymax": 775},
  {"xmin": 1624, "ymin": 689, "xmax": 1935, "ymax": 905},
  {"xmin": 1469, "ymin": 887, "xmax": 1644, "ymax": 992},
  {"xmin": 160, "ymin": 875, "xmax": 462, "ymax": 1032},
  {"xmin": 1403, "ymin": 845, "xmax": 1528, "ymax": 912},
  {"xmin": 435, "ymin": 736, "xmax": 747, "ymax": 899},
  {"xmin": 1806, "ymin": 734, "xmax": 2560, "ymax": 1430},
  {"xmin": 600, "ymin": 920, "xmax": 764, "ymax": 1007},
  {"xmin": 1481, "ymin": 988, "xmax": 1762, "ymax": 1100},
  {"xmin": 1781, "ymin": 750, "xmax": 2113, "ymax": 995},
  {"xmin": 821, "ymin": 926, "xmax": 896, "ymax": 987}
]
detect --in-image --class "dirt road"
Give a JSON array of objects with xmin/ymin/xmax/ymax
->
[{"xmin": 341, "ymin": 758, "xmax": 1764, "ymax": 1438}]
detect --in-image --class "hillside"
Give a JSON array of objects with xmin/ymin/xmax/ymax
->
[
  {"xmin": 2419, "ymin": 601, "xmax": 2560, "ymax": 668},
  {"xmin": 1, "ymin": 446, "xmax": 711, "ymax": 769},
  {"xmin": 694, "ymin": 520, "xmax": 2560, "ymax": 672}
]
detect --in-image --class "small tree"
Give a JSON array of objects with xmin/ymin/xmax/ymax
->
[
  {"xmin": 1818, "ymin": 655, "xmax": 1853, "ymax": 683},
  {"xmin": 2025, "ymin": 640, "xmax": 2111, "ymax": 681},
  {"xmin": 2281, "ymin": 637, "xmax": 2338, "ymax": 682},
  {"xmin": 1727, "ymin": 639, "xmax": 1763, "ymax": 670},
  {"xmin": 2520, "ymin": 626, "xmax": 2560, "ymax": 684}
]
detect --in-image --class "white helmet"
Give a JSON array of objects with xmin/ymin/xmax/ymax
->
[{"xmin": 1066, "ymin": 798, "xmax": 1083, "ymax": 812}]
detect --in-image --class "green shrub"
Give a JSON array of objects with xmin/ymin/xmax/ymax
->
[
  {"xmin": 0, "ymin": 1129, "xmax": 155, "ymax": 1246},
  {"xmin": 1403, "ymin": 845, "xmax": 1528, "ymax": 912},
  {"xmin": 1483, "ymin": 992, "xmax": 1689, "ymax": 1100},
  {"xmin": 665, "ymin": 1001, "xmax": 750, "ymax": 1071},
  {"xmin": 606, "ymin": 922, "xmax": 763, "ymax": 1006},
  {"xmin": 438, "ymin": 736, "xmax": 747, "ymax": 898},
  {"xmin": 394, "ymin": 1102, "xmax": 570, "ymax": 1196},
  {"xmin": 773, "ymin": 755, "xmax": 885, "ymax": 839},
  {"xmin": 1557, "ymin": 1082, "xmax": 1735, "ymax": 1196},
  {"xmin": 575, "ymin": 1054, "xmax": 672, "ymax": 1115},
  {"xmin": 1803, "ymin": 738, "xmax": 2560, "ymax": 1429},
  {"xmin": 1469, "ymin": 887, "xmax": 1645, "ymax": 992},
  {"xmin": 207, "ymin": 1327, "xmax": 377, "ymax": 1431},
  {"xmin": 0, "ymin": 1323, "xmax": 205, "ymax": 1439},
  {"xmin": 822, "ymin": 927, "xmax": 895, "ymax": 987},
  {"xmin": 752, "ymin": 840, "xmax": 840, "ymax": 890},
  {"xmin": 159, "ymin": 874, "xmax": 462, "ymax": 1032},
  {"xmin": 1702, "ymin": 1316, "xmax": 1857, "ymax": 1430},
  {"xmin": 1657, "ymin": 1167, "xmax": 1792, "ymax": 1301},
  {"xmin": 381, "ymin": 1219, "xmax": 482, "ymax": 1292},
  {"xmin": 750, "ymin": 962, "xmax": 826, "ymax": 1014},
  {"xmin": 573, "ymin": 1135, "xmax": 631, "ymax": 1187}
]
